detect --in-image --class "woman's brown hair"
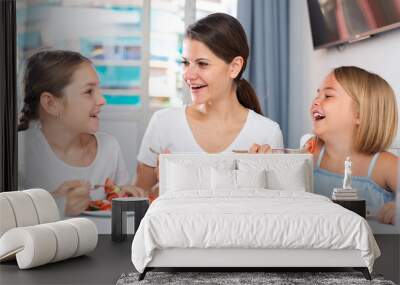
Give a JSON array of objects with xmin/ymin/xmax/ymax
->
[
  {"xmin": 18, "ymin": 50, "xmax": 91, "ymax": 131},
  {"xmin": 185, "ymin": 13, "xmax": 262, "ymax": 115},
  {"xmin": 334, "ymin": 66, "xmax": 398, "ymax": 154}
]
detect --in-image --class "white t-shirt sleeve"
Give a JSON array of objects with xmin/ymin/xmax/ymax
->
[
  {"xmin": 137, "ymin": 111, "xmax": 162, "ymax": 168},
  {"xmin": 271, "ymin": 124, "xmax": 284, "ymax": 149},
  {"xmin": 245, "ymin": 111, "xmax": 284, "ymax": 149},
  {"xmin": 90, "ymin": 133, "xmax": 131, "ymax": 187}
]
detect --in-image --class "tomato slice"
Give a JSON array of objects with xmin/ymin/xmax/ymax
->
[
  {"xmin": 106, "ymin": 193, "xmax": 118, "ymax": 201},
  {"xmin": 100, "ymin": 204, "xmax": 111, "ymax": 211},
  {"xmin": 87, "ymin": 200, "xmax": 111, "ymax": 211},
  {"xmin": 308, "ymin": 138, "xmax": 317, "ymax": 154},
  {"xmin": 87, "ymin": 204, "xmax": 100, "ymax": 211}
]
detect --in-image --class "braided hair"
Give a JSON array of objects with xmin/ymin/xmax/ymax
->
[{"xmin": 18, "ymin": 50, "xmax": 91, "ymax": 131}]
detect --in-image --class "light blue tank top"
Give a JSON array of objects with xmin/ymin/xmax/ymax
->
[{"xmin": 314, "ymin": 146, "xmax": 395, "ymax": 216}]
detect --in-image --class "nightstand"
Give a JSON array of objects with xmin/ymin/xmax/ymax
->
[
  {"xmin": 332, "ymin": 199, "xmax": 366, "ymax": 218},
  {"xmin": 111, "ymin": 197, "xmax": 149, "ymax": 242}
]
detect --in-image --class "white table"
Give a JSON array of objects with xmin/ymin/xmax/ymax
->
[{"xmin": 367, "ymin": 218, "xmax": 399, "ymax": 234}]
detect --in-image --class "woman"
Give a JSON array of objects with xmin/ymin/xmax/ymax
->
[{"xmin": 134, "ymin": 13, "xmax": 284, "ymax": 196}]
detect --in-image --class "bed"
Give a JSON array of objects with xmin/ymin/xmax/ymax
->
[{"xmin": 131, "ymin": 153, "xmax": 380, "ymax": 280}]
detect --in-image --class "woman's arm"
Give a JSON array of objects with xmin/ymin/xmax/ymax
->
[
  {"xmin": 120, "ymin": 163, "xmax": 158, "ymax": 197},
  {"xmin": 122, "ymin": 110, "xmax": 161, "ymax": 197},
  {"xmin": 273, "ymin": 125, "xmax": 284, "ymax": 149},
  {"xmin": 133, "ymin": 162, "xmax": 158, "ymax": 194}
]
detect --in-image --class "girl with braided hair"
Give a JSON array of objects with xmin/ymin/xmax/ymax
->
[{"xmin": 19, "ymin": 50, "xmax": 140, "ymax": 216}]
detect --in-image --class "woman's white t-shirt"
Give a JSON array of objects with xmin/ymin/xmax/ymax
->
[
  {"xmin": 137, "ymin": 107, "xmax": 284, "ymax": 167},
  {"xmin": 21, "ymin": 128, "xmax": 129, "ymax": 215}
]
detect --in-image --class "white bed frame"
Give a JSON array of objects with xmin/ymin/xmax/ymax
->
[
  {"xmin": 139, "ymin": 154, "xmax": 371, "ymax": 280},
  {"xmin": 148, "ymin": 248, "xmax": 365, "ymax": 268}
]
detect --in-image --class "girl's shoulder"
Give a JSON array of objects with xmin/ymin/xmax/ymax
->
[
  {"xmin": 372, "ymin": 151, "xmax": 398, "ymax": 192},
  {"xmin": 375, "ymin": 151, "xmax": 398, "ymax": 171}
]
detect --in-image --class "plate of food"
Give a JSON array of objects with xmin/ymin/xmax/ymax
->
[
  {"xmin": 83, "ymin": 200, "xmax": 112, "ymax": 216},
  {"xmin": 83, "ymin": 178, "xmax": 132, "ymax": 217},
  {"xmin": 82, "ymin": 210, "xmax": 111, "ymax": 217}
]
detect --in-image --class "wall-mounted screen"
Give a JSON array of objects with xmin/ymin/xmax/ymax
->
[{"xmin": 308, "ymin": 0, "xmax": 400, "ymax": 49}]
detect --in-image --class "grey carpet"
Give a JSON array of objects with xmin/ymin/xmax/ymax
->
[{"xmin": 117, "ymin": 271, "xmax": 396, "ymax": 285}]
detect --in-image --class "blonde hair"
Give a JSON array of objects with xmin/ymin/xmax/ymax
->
[{"xmin": 334, "ymin": 66, "xmax": 398, "ymax": 154}]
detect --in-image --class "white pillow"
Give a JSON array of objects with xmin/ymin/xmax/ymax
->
[
  {"xmin": 211, "ymin": 169, "xmax": 267, "ymax": 190},
  {"xmin": 237, "ymin": 159, "xmax": 309, "ymax": 191},
  {"xmin": 167, "ymin": 162, "xmax": 211, "ymax": 191},
  {"xmin": 266, "ymin": 162, "xmax": 307, "ymax": 191},
  {"xmin": 236, "ymin": 169, "xmax": 267, "ymax": 189},
  {"xmin": 211, "ymin": 168, "xmax": 236, "ymax": 190}
]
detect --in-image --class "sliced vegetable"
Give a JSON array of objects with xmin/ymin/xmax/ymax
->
[
  {"xmin": 86, "ymin": 178, "xmax": 128, "ymax": 211},
  {"xmin": 308, "ymin": 138, "xmax": 317, "ymax": 154}
]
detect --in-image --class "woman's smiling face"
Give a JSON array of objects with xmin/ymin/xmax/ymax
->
[
  {"xmin": 182, "ymin": 39, "xmax": 235, "ymax": 105},
  {"xmin": 310, "ymin": 73, "xmax": 360, "ymax": 139}
]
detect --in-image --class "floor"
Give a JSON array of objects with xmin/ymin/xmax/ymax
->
[
  {"xmin": 374, "ymin": 235, "xmax": 400, "ymax": 284},
  {"xmin": 0, "ymin": 235, "xmax": 134, "ymax": 285},
  {"xmin": 0, "ymin": 235, "xmax": 398, "ymax": 285}
]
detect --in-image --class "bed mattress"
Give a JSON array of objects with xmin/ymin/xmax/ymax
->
[{"xmin": 131, "ymin": 190, "xmax": 380, "ymax": 273}]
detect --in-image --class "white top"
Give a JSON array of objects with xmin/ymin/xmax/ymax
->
[
  {"xmin": 21, "ymin": 128, "xmax": 129, "ymax": 215},
  {"xmin": 137, "ymin": 107, "xmax": 284, "ymax": 167}
]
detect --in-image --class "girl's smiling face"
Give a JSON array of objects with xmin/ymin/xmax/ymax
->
[
  {"xmin": 181, "ymin": 39, "xmax": 236, "ymax": 105},
  {"xmin": 57, "ymin": 62, "xmax": 105, "ymax": 134},
  {"xmin": 310, "ymin": 73, "xmax": 360, "ymax": 139}
]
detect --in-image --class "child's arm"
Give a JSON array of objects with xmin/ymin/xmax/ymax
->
[
  {"xmin": 377, "ymin": 202, "xmax": 395, "ymax": 225},
  {"xmin": 376, "ymin": 152, "xmax": 397, "ymax": 225},
  {"xmin": 52, "ymin": 180, "xmax": 91, "ymax": 216},
  {"xmin": 380, "ymin": 151, "xmax": 398, "ymax": 193}
]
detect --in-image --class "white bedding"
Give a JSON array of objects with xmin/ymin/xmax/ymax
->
[{"xmin": 131, "ymin": 190, "xmax": 380, "ymax": 273}]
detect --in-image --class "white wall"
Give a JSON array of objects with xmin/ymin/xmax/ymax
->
[{"xmin": 288, "ymin": 0, "xmax": 400, "ymax": 149}]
